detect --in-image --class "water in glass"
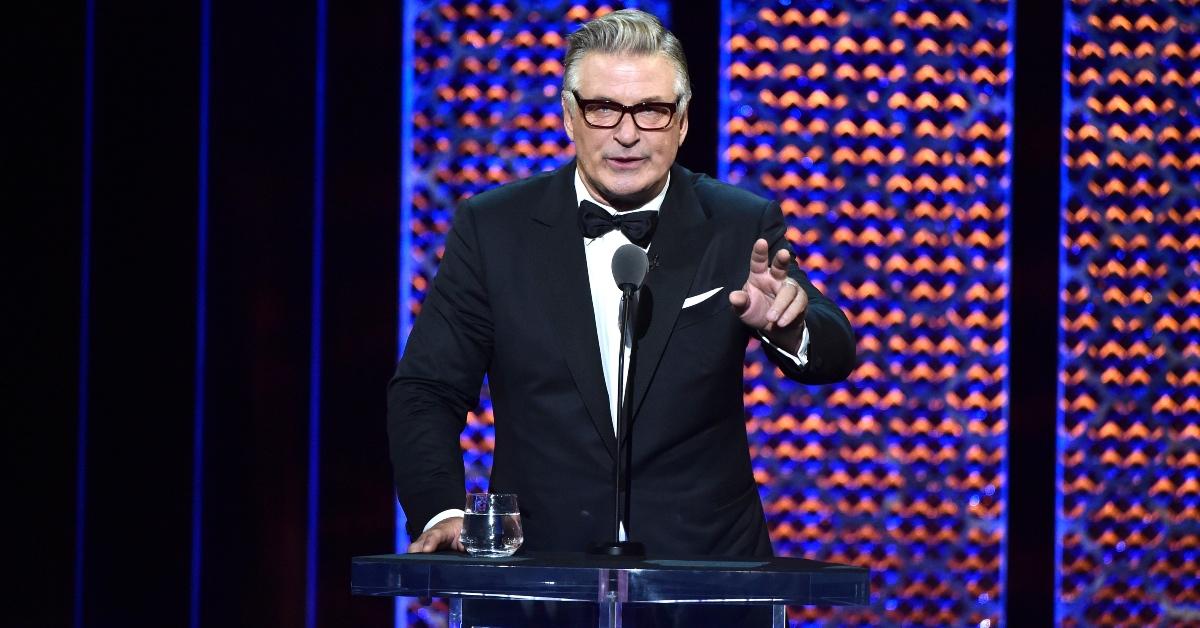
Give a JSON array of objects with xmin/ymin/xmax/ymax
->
[
  {"xmin": 460, "ymin": 493, "xmax": 523, "ymax": 557},
  {"xmin": 461, "ymin": 512, "xmax": 523, "ymax": 557}
]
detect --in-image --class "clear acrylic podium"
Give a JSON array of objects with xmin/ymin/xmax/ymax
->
[{"xmin": 352, "ymin": 551, "xmax": 868, "ymax": 627}]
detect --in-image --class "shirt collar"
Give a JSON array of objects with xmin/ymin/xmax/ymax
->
[{"xmin": 573, "ymin": 167, "xmax": 670, "ymax": 216}]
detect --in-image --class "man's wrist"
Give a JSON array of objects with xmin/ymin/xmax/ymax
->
[
  {"xmin": 764, "ymin": 320, "xmax": 806, "ymax": 354},
  {"xmin": 760, "ymin": 322, "xmax": 810, "ymax": 366}
]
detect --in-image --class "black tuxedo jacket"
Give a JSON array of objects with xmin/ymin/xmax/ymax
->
[{"xmin": 388, "ymin": 162, "xmax": 855, "ymax": 557}]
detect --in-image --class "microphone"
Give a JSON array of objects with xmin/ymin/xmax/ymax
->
[
  {"xmin": 611, "ymin": 244, "xmax": 649, "ymax": 292},
  {"xmin": 588, "ymin": 244, "xmax": 649, "ymax": 556}
]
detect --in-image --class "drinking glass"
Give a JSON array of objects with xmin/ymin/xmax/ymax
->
[{"xmin": 459, "ymin": 493, "xmax": 524, "ymax": 557}]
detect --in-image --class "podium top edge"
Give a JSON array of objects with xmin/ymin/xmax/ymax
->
[{"xmin": 352, "ymin": 551, "xmax": 868, "ymax": 574}]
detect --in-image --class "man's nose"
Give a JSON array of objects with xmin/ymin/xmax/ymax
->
[{"xmin": 613, "ymin": 113, "xmax": 640, "ymax": 145}]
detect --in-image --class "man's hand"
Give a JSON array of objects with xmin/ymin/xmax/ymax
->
[
  {"xmin": 408, "ymin": 516, "xmax": 465, "ymax": 553},
  {"xmin": 729, "ymin": 238, "xmax": 808, "ymax": 352}
]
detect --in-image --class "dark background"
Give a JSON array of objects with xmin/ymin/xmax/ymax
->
[{"xmin": 12, "ymin": 1, "xmax": 1058, "ymax": 626}]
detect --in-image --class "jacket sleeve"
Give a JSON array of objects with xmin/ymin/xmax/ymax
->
[
  {"xmin": 387, "ymin": 198, "xmax": 493, "ymax": 538},
  {"xmin": 757, "ymin": 201, "xmax": 857, "ymax": 384}
]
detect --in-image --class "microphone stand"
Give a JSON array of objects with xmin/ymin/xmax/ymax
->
[{"xmin": 588, "ymin": 283, "xmax": 646, "ymax": 557}]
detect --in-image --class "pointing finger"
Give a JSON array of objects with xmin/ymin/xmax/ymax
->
[{"xmin": 748, "ymin": 239, "xmax": 770, "ymax": 274}]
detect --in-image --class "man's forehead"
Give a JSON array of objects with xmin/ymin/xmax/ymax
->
[
  {"xmin": 577, "ymin": 51, "xmax": 673, "ymax": 72},
  {"xmin": 574, "ymin": 52, "xmax": 676, "ymax": 98}
]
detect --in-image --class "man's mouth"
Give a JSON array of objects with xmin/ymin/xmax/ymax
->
[{"xmin": 606, "ymin": 156, "xmax": 645, "ymax": 169}]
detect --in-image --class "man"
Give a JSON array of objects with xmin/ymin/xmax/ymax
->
[{"xmin": 389, "ymin": 9, "xmax": 855, "ymax": 558}]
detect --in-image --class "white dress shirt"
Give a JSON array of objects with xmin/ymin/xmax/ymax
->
[{"xmin": 575, "ymin": 170, "xmax": 668, "ymax": 433}]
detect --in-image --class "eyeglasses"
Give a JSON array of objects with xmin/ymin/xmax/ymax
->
[{"xmin": 570, "ymin": 90, "xmax": 679, "ymax": 130}]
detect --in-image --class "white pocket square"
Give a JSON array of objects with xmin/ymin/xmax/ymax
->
[{"xmin": 682, "ymin": 287, "xmax": 723, "ymax": 309}]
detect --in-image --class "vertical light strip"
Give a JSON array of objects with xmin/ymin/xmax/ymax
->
[
  {"xmin": 1052, "ymin": 3, "xmax": 1071, "ymax": 623},
  {"xmin": 74, "ymin": 1, "xmax": 96, "ymax": 626},
  {"xmin": 716, "ymin": 0, "xmax": 731, "ymax": 183},
  {"xmin": 189, "ymin": 0, "xmax": 212, "ymax": 625},
  {"xmin": 398, "ymin": 3, "xmax": 415, "ymax": 358},
  {"xmin": 306, "ymin": 0, "xmax": 327, "ymax": 626},
  {"xmin": 395, "ymin": 1, "xmax": 416, "ymax": 626},
  {"xmin": 998, "ymin": 0, "xmax": 1018, "ymax": 618}
]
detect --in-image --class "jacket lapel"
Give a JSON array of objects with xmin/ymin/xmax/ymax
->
[
  {"xmin": 630, "ymin": 165, "xmax": 713, "ymax": 421},
  {"xmin": 531, "ymin": 162, "xmax": 617, "ymax": 460}
]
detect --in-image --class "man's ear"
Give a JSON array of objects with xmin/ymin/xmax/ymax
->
[
  {"xmin": 562, "ymin": 95, "xmax": 576, "ymax": 142},
  {"xmin": 677, "ymin": 106, "xmax": 689, "ymax": 146}
]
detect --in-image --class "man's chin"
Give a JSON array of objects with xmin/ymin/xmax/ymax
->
[
  {"xmin": 595, "ymin": 179, "xmax": 663, "ymax": 211},
  {"xmin": 603, "ymin": 190, "xmax": 656, "ymax": 211}
]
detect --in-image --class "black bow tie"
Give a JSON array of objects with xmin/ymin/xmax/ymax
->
[{"xmin": 577, "ymin": 200, "xmax": 658, "ymax": 247}]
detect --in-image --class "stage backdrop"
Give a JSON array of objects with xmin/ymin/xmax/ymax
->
[
  {"xmin": 32, "ymin": 0, "xmax": 1199, "ymax": 626},
  {"xmin": 399, "ymin": 1, "xmax": 1011, "ymax": 626}
]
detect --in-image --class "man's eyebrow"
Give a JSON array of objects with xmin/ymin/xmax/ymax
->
[{"xmin": 580, "ymin": 93, "xmax": 674, "ymax": 104}]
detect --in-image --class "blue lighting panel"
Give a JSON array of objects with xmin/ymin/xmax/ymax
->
[
  {"xmin": 397, "ymin": 2, "xmax": 670, "ymax": 625},
  {"xmin": 1057, "ymin": 1, "xmax": 1200, "ymax": 625},
  {"xmin": 720, "ymin": 2, "xmax": 1013, "ymax": 626}
]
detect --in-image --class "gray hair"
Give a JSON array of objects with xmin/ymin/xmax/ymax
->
[{"xmin": 562, "ymin": 9, "xmax": 692, "ymax": 114}]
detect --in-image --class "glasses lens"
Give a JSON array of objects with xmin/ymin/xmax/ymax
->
[
  {"xmin": 583, "ymin": 103, "xmax": 621, "ymax": 127},
  {"xmin": 632, "ymin": 104, "xmax": 672, "ymax": 129}
]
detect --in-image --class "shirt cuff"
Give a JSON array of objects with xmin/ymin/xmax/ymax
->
[
  {"xmin": 424, "ymin": 508, "xmax": 465, "ymax": 532},
  {"xmin": 759, "ymin": 324, "xmax": 810, "ymax": 367}
]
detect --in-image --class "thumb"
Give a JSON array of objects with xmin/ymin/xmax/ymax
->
[{"xmin": 729, "ymin": 289, "xmax": 750, "ymax": 313}]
